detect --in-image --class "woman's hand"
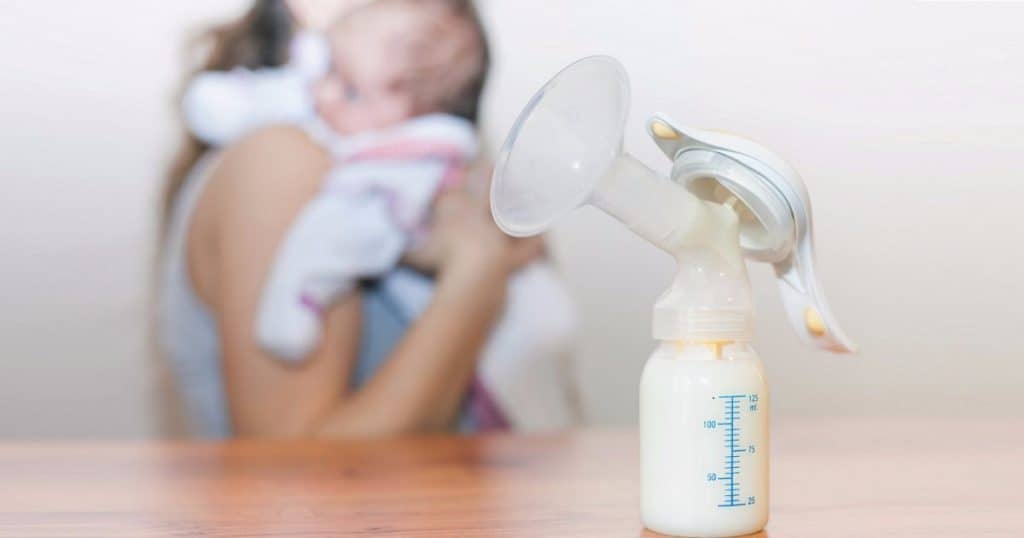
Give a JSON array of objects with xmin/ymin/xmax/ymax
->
[{"xmin": 404, "ymin": 189, "xmax": 544, "ymax": 288}]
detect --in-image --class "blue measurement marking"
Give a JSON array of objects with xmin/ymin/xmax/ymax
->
[{"xmin": 717, "ymin": 394, "xmax": 747, "ymax": 508}]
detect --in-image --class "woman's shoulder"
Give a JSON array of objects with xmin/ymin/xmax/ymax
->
[
  {"xmin": 205, "ymin": 125, "xmax": 331, "ymax": 220},
  {"xmin": 218, "ymin": 125, "xmax": 330, "ymax": 193},
  {"xmin": 187, "ymin": 125, "xmax": 334, "ymax": 262},
  {"xmin": 236, "ymin": 124, "xmax": 325, "ymax": 156}
]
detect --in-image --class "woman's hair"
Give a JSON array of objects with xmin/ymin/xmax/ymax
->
[
  {"xmin": 161, "ymin": 0, "xmax": 490, "ymax": 224},
  {"xmin": 161, "ymin": 0, "xmax": 294, "ymax": 223},
  {"xmin": 154, "ymin": 0, "xmax": 295, "ymax": 437}
]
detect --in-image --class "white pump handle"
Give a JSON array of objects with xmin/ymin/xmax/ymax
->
[{"xmin": 646, "ymin": 117, "xmax": 856, "ymax": 353}]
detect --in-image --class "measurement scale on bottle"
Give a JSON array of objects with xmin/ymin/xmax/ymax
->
[{"xmin": 705, "ymin": 393, "xmax": 760, "ymax": 508}]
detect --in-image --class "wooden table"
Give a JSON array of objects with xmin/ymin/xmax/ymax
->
[{"xmin": 1, "ymin": 417, "xmax": 1021, "ymax": 537}]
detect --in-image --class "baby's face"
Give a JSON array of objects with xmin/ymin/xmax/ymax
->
[
  {"xmin": 314, "ymin": 4, "xmax": 425, "ymax": 135},
  {"xmin": 315, "ymin": 42, "xmax": 414, "ymax": 135}
]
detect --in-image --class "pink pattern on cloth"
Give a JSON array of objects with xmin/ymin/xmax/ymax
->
[
  {"xmin": 337, "ymin": 138, "xmax": 471, "ymax": 243},
  {"xmin": 358, "ymin": 185, "xmax": 411, "ymax": 231},
  {"xmin": 342, "ymin": 139, "xmax": 469, "ymax": 192},
  {"xmin": 467, "ymin": 376, "xmax": 510, "ymax": 432},
  {"xmin": 299, "ymin": 293, "xmax": 325, "ymax": 318}
]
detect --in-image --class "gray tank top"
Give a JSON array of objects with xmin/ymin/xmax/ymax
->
[{"xmin": 158, "ymin": 154, "xmax": 416, "ymax": 437}]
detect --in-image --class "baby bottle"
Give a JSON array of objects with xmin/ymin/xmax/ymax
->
[
  {"xmin": 640, "ymin": 340, "xmax": 769, "ymax": 536},
  {"xmin": 638, "ymin": 230, "xmax": 769, "ymax": 537}
]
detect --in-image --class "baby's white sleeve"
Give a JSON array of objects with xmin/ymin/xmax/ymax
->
[{"xmin": 255, "ymin": 193, "xmax": 405, "ymax": 361}]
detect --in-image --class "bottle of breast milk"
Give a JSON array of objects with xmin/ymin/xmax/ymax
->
[{"xmin": 640, "ymin": 338, "xmax": 768, "ymax": 537}]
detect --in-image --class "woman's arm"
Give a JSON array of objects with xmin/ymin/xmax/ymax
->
[
  {"xmin": 197, "ymin": 126, "xmax": 535, "ymax": 438},
  {"xmin": 314, "ymin": 190, "xmax": 544, "ymax": 436},
  {"xmin": 314, "ymin": 259, "xmax": 507, "ymax": 436},
  {"xmin": 198, "ymin": 126, "xmax": 353, "ymax": 437}
]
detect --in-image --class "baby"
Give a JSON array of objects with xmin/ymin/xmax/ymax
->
[{"xmin": 182, "ymin": 0, "xmax": 579, "ymax": 431}]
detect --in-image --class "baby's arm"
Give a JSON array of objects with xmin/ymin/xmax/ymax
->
[{"xmin": 255, "ymin": 192, "xmax": 405, "ymax": 361}]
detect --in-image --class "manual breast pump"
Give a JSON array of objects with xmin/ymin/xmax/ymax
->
[{"xmin": 490, "ymin": 56, "xmax": 855, "ymax": 538}]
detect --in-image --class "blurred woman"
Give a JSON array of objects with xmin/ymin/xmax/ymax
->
[{"xmin": 158, "ymin": 0, "xmax": 554, "ymax": 438}]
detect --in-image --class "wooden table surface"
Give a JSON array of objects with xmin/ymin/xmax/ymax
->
[{"xmin": 0, "ymin": 417, "xmax": 1021, "ymax": 537}]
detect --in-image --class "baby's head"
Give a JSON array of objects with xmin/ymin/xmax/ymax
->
[{"xmin": 315, "ymin": 0, "xmax": 488, "ymax": 135}]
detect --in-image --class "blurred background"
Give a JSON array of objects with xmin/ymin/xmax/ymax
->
[{"xmin": 1, "ymin": 0, "xmax": 1021, "ymax": 438}]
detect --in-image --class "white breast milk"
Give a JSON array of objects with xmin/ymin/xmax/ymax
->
[{"xmin": 640, "ymin": 342, "xmax": 768, "ymax": 537}]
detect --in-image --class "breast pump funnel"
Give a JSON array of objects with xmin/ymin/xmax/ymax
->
[
  {"xmin": 492, "ymin": 56, "xmax": 721, "ymax": 259},
  {"xmin": 492, "ymin": 56, "xmax": 751, "ymax": 343}
]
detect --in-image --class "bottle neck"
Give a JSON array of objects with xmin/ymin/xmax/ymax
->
[
  {"xmin": 651, "ymin": 212, "xmax": 755, "ymax": 342},
  {"xmin": 584, "ymin": 151, "xmax": 755, "ymax": 343},
  {"xmin": 657, "ymin": 340, "xmax": 753, "ymax": 360}
]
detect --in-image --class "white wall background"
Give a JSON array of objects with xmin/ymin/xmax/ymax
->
[{"xmin": 1, "ymin": 1, "xmax": 1021, "ymax": 438}]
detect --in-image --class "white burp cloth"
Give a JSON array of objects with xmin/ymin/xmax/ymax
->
[{"xmin": 182, "ymin": 31, "xmax": 328, "ymax": 146}]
